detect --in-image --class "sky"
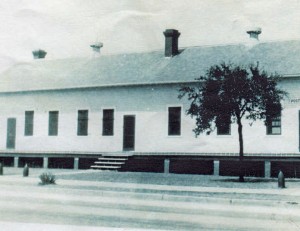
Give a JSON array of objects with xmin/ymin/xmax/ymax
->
[{"xmin": 0, "ymin": 0, "xmax": 299, "ymax": 72}]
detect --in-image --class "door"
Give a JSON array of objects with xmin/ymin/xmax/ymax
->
[
  {"xmin": 123, "ymin": 115, "xmax": 135, "ymax": 151},
  {"xmin": 7, "ymin": 118, "xmax": 16, "ymax": 149}
]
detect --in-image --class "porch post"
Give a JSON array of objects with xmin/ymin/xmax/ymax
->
[
  {"xmin": 264, "ymin": 161, "xmax": 271, "ymax": 178},
  {"xmin": 213, "ymin": 160, "xmax": 220, "ymax": 176},
  {"xmin": 14, "ymin": 156, "xmax": 19, "ymax": 168},
  {"xmin": 43, "ymin": 157, "xmax": 48, "ymax": 169},
  {"xmin": 164, "ymin": 159, "xmax": 170, "ymax": 174},
  {"xmin": 74, "ymin": 157, "xmax": 79, "ymax": 170}
]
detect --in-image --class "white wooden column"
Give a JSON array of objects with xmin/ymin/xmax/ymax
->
[
  {"xmin": 43, "ymin": 157, "xmax": 48, "ymax": 169},
  {"xmin": 74, "ymin": 158, "xmax": 79, "ymax": 170},
  {"xmin": 213, "ymin": 160, "xmax": 220, "ymax": 176},
  {"xmin": 14, "ymin": 157, "xmax": 19, "ymax": 168},
  {"xmin": 264, "ymin": 161, "xmax": 271, "ymax": 178},
  {"xmin": 164, "ymin": 159, "xmax": 170, "ymax": 174}
]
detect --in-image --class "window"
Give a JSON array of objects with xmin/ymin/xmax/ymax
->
[
  {"xmin": 24, "ymin": 111, "xmax": 34, "ymax": 136},
  {"xmin": 49, "ymin": 111, "xmax": 59, "ymax": 136},
  {"xmin": 168, "ymin": 107, "xmax": 181, "ymax": 136},
  {"xmin": 216, "ymin": 115, "xmax": 231, "ymax": 135},
  {"xmin": 77, "ymin": 110, "xmax": 88, "ymax": 136},
  {"xmin": 266, "ymin": 115, "xmax": 281, "ymax": 135},
  {"xmin": 102, "ymin": 109, "xmax": 114, "ymax": 136}
]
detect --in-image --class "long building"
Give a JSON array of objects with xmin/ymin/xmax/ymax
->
[{"xmin": 0, "ymin": 28, "xmax": 300, "ymax": 177}]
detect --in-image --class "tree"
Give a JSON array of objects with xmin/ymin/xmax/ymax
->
[{"xmin": 179, "ymin": 63, "xmax": 287, "ymax": 182}]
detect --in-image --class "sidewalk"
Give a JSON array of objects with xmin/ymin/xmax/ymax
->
[
  {"xmin": 0, "ymin": 221, "xmax": 163, "ymax": 231},
  {"xmin": 0, "ymin": 168, "xmax": 300, "ymax": 230}
]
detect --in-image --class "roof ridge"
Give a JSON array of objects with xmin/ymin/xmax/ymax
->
[
  {"xmin": 7, "ymin": 38, "xmax": 300, "ymax": 66},
  {"xmin": 181, "ymin": 38, "xmax": 300, "ymax": 50}
]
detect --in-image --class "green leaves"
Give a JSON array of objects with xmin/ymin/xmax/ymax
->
[{"xmin": 179, "ymin": 63, "xmax": 287, "ymax": 136}]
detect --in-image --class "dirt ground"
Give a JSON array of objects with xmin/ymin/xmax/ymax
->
[{"xmin": 3, "ymin": 167, "xmax": 300, "ymax": 189}]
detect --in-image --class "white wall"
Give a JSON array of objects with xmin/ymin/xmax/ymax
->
[{"xmin": 0, "ymin": 80, "xmax": 299, "ymax": 155}]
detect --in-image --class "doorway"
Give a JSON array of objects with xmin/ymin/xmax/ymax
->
[{"xmin": 123, "ymin": 115, "xmax": 135, "ymax": 151}]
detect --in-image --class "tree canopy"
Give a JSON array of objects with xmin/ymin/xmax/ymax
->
[{"xmin": 179, "ymin": 63, "xmax": 287, "ymax": 181}]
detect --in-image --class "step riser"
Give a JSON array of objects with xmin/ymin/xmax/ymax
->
[
  {"xmin": 94, "ymin": 162, "xmax": 125, "ymax": 165},
  {"xmin": 98, "ymin": 158, "xmax": 127, "ymax": 161},
  {"xmin": 91, "ymin": 166, "xmax": 121, "ymax": 169}
]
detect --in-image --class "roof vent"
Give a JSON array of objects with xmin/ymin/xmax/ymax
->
[
  {"xmin": 163, "ymin": 29, "xmax": 180, "ymax": 57},
  {"xmin": 90, "ymin": 42, "xmax": 103, "ymax": 53},
  {"xmin": 32, "ymin": 49, "xmax": 47, "ymax": 59},
  {"xmin": 247, "ymin": 27, "xmax": 261, "ymax": 40}
]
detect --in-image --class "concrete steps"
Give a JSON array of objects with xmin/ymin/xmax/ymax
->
[{"xmin": 90, "ymin": 154, "xmax": 130, "ymax": 171}]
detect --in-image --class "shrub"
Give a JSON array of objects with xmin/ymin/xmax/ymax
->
[{"xmin": 39, "ymin": 172, "xmax": 56, "ymax": 185}]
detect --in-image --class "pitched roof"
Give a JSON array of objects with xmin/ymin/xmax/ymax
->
[{"xmin": 0, "ymin": 40, "xmax": 300, "ymax": 93}]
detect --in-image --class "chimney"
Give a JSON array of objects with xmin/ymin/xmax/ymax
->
[
  {"xmin": 163, "ymin": 29, "xmax": 180, "ymax": 57},
  {"xmin": 90, "ymin": 42, "xmax": 103, "ymax": 53},
  {"xmin": 32, "ymin": 49, "xmax": 47, "ymax": 59},
  {"xmin": 246, "ymin": 27, "xmax": 262, "ymax": 40}
]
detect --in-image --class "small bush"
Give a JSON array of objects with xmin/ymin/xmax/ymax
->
[{"xmin": 39, "ymin": 172, "xmax": 56, "ymax": 185}]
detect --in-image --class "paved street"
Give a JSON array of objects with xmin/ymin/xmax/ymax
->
[{"xmin": 0, "ymin": 169, "xmax": 300, "ymax": 230}]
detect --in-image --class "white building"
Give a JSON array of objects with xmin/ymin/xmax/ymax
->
[{"xmin": 0, "ymin": 29, "xmax": 300, "ymax": 177}]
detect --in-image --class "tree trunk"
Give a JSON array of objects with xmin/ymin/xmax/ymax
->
[{"xmin": 237, "ymin": 116, "xmax": 244, "ymax": 182}]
